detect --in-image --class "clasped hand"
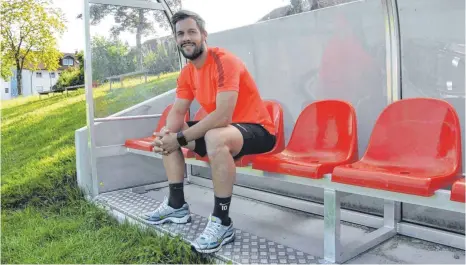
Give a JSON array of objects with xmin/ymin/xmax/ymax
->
[{"xmin": 151, "ymin": 127, "xmax": 180, "ymax": 155}]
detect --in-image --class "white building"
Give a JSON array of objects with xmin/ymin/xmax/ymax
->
[{"xmin": 1, "ymin": 52, "xmax": 78, "ymax": 100}]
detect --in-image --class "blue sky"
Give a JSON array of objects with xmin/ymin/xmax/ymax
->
[{"xmin": 53, "ymin": 0, "xmax": 289, "ymax": 52}]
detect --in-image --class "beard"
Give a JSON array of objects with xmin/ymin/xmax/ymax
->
[{"xmin": 179, "ymin": 42, "xmax": 205, "ymax": 60}]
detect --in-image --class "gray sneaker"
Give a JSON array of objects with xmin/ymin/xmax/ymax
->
[
  {"xmin": 191, "ymin": 215, "xmax": 235, "ymax": 253},
  {"xmin": 142, "ymin": 197, "xmax": 191, "ymax": 225}
]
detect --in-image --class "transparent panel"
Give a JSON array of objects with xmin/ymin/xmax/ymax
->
[
  {"xmin": 182, "ymin": 0, "xmax": 361, "ymax": 29},
  {"xmin": 182, "ymin": 0, "xmax": 290, "ymax": 33},
  {"xmin": 398, "ymin": 0, "xmax": 465, "ymax": 233},
  {"xmin": 89, "ymin": 3, "xmax": 181, "ymax": 118},
  {"xmin": 193, "ymin": 0, "xmax": 388, "ymax": 216},
  {"xmin": 258, "ymin": 0, "xmax": 361, "ymax": 22}
]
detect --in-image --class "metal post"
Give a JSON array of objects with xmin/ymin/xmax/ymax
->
[
  {"xmin": 383, "ymin": 200, "xmax": 401, "ymax": 228},
  {"xmin": 83, "ymin": 0, "xmax": 99, "ymax": 197},
  {"xmin": 79, "ymin": 0, "xmax": 175, "ymax": 198},
  {"xmin": 324, "ymin": 188, "xmax": 341, "ymax": 263},
  {"xmin": 382, "ymin": 0, "xmax": 402, "ymax": 103},
  {"xmin": 381, "ymin": 0, "xmax": 402, "ymax": 229}
]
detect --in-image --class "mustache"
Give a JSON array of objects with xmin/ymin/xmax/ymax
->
[{"xmin": 181, "ymin": 42, "xmax": 196, "ymax": 47}]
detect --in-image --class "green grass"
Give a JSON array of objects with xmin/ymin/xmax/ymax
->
[
  {"xmin": 1, "ymin": 73, "xmax": 212, "ymax": 264},
  {"xmin": 2, "ymin": 202, "xmax": 207, "ymax": 264}
]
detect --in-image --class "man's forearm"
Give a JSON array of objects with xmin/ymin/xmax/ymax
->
[{"xmin": 182, "ymin": 110, "xmax": 230, "ymax": 142}]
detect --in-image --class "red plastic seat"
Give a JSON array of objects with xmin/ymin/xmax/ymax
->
[
  {"xmin": 451, "ymin": 178, "xmax": 465, "ymax": 203},
  {"xmin": 195, "ymin": 100, "xmax": 286, "ymax": 167},
  {"xmin": 252, "ymin": 100, "xmax": 358, "ymax": 179},
  {"xmin": 332, "ymin": 98, "xmax": 462, "ymax": 197},
  {"xmin": 124, "ymin": 104, "xmax": 189, "ymax": 153}
]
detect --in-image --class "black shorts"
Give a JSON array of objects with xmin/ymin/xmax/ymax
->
[{"xmin": 187, "ymin": 121, "xmax": 276, "ymax": 160}]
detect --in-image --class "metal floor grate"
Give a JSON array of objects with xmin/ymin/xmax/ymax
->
[{"xmin": 95, "ymin": 190, "xmax": 326, "ymax": 264}]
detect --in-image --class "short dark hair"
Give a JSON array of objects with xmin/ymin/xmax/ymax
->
[{"xmin": 171, "ymin": 9, "xmax": 206, "ymax": 34}]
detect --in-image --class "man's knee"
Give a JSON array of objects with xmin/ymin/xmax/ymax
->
[
  {"xmin": 162, "ymin": 148, "xmax": 183, "ymax": 160},
  {"xmin": 205, "ymin": 129, "xmax": 230, "ymax": 158}
]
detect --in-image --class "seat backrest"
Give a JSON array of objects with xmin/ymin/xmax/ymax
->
[
  {"xmin": 194, "ymin": 107, "xmax": 208, "ymax": 121},
  {"xmin": 191, "ymin": 102, "xmax": 285, "ymax": 154},
  {"xmin": 155, "ymin": 104, "xmax": 189, "ymax": 132},
  {"xmin": 263, "ymin": 100, "xmax": 286, "ymax": 153},
  {"xmin": 363, "ymin": 98, "xmax": 462, "ymax": 173},
  {"xmin": 286, "ymin": 100, "xmax": 358, "ymax": 161}
]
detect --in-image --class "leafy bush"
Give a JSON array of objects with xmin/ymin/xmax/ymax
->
[
  {"xmin": 53, "ymin": 68, "xmax": 82, "ymax": 91},
  {"xmin": 142, "ymin": 42, "xmax": 179, "ymax": 75},
  {"xmin": 91, "ymin": 36, "xmax": 137, "ymax": 82},
  {"xmin": 53, "ymin": 51, "xmax": 84, "ymax": 90}
]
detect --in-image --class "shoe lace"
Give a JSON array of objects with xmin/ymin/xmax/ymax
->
[
  {"xmin": 151, "ymin": 197, "xmax": 170, "ymax": 217},
  {"xmin": 201, "ymin": 220, "xmax": 222, "ymax": 240}
]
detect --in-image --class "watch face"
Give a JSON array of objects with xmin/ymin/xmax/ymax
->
[{"xmin": 177, "ymin": 132, "xmax": 187, "ymax": 146}]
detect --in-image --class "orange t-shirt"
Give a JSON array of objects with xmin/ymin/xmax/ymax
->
[{"xmin": 176, "ymin": 47, "xmax": 275, "ymax": 135}]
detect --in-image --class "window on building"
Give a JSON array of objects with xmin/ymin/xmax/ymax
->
[
  {"xmin": 5, "ymin": 87, "xmax": 8, "ymax": 94},
  {"xmin": 63, "ymin": 58, "xmax": 74, "ymax": 66},
  {"xmin": 50, "ymin": 72, "xmax": 56, "ymax": 78},
  {"xmin": 36, "ymin": 72, "xmax": 42, "ymax": 78}
]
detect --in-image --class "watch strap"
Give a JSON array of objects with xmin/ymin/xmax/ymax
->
[{"xmin": 176, "ymin": 131, "xmax": 188, "ymax": 146}]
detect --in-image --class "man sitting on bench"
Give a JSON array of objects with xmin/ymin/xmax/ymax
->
[{"xmin": 143, "ymin": 10, "xmax": 276, "ymax": 253}]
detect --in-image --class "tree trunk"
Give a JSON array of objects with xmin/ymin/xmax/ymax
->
[
  {"xmin": 136, "ymin": 9, "xmax": 144, "ymax": 71},
  {"xmin": 16, "ymin": 65, "xmax": 22, "ymax": 95}
]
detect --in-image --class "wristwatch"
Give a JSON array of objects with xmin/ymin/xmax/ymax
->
[{"xmin": 176, "ymin": 131, "xmax": 188, "ymax": 146}]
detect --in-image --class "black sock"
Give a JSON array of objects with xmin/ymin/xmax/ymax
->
[
  {"xmin": 168, "ymin": 182, "xmax": 185, "ymax": 209},
  {"xmin": 212, "ymin": 196, "xmax": 232, "ymax": 226}
]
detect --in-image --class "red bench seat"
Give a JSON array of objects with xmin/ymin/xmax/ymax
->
[
  {"xmin": 124, "ymin": 104, "xmax": 191, "ymax": 156},
  {"xmin": 125, "ymin": 135, "xmax": 192, "ymax": 157},
  {"xmin": 332, "ymin": 98, "xmax": 462, "ymax": 197},
  {"xmin": 252, "ymin": 100, "xmax": 358, "ymax": 179},
  {"xmin": 194, "ymin": 100, "xmax": 286, "ymax": 167}
]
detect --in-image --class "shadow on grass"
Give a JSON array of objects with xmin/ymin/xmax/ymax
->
[
  {"xmin": 1, "ymin": 98, "xmax": 88, "ymax": 209},
  {"xmin": 1, "ymin": 146, "xmax": 81, "ymax": 210}
]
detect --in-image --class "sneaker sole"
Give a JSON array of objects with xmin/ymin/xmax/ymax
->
[
  {"xmin": 144, "ymin": 214, "xmax": 191, "ymax": 225},
  {"xmin": 192, "ymin": 230, "xmax": 236, "ymax": 254}
]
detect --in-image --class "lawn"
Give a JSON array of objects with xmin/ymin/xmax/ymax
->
[{"xmin": 1, "ymin": 73, "xmax": 211, "ymax": 264}]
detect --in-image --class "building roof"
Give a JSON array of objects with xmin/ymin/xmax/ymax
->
[{"xmin": 23, "ymin": 52, "xmax": 79, "ymax": 71}]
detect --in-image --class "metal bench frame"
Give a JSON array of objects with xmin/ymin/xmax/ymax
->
[{"xmin": 126, "ymin": 148, "xmax": 465, "ymax": 263}]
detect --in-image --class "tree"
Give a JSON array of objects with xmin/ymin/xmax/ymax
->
[
  {"xmin": 142, "ymin": 40, "xmax": 178, "ymax": 75},
  {"xmin": 78, "ymin": 0, "xmax": 181, "ymax": 72},
  {"xmin": 91, "ymin": 36, "xmax": 136, "ymax": 82},
  {"xmin": 0, "ymin": 0, "xmax": 66, "ymax": 95}
]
